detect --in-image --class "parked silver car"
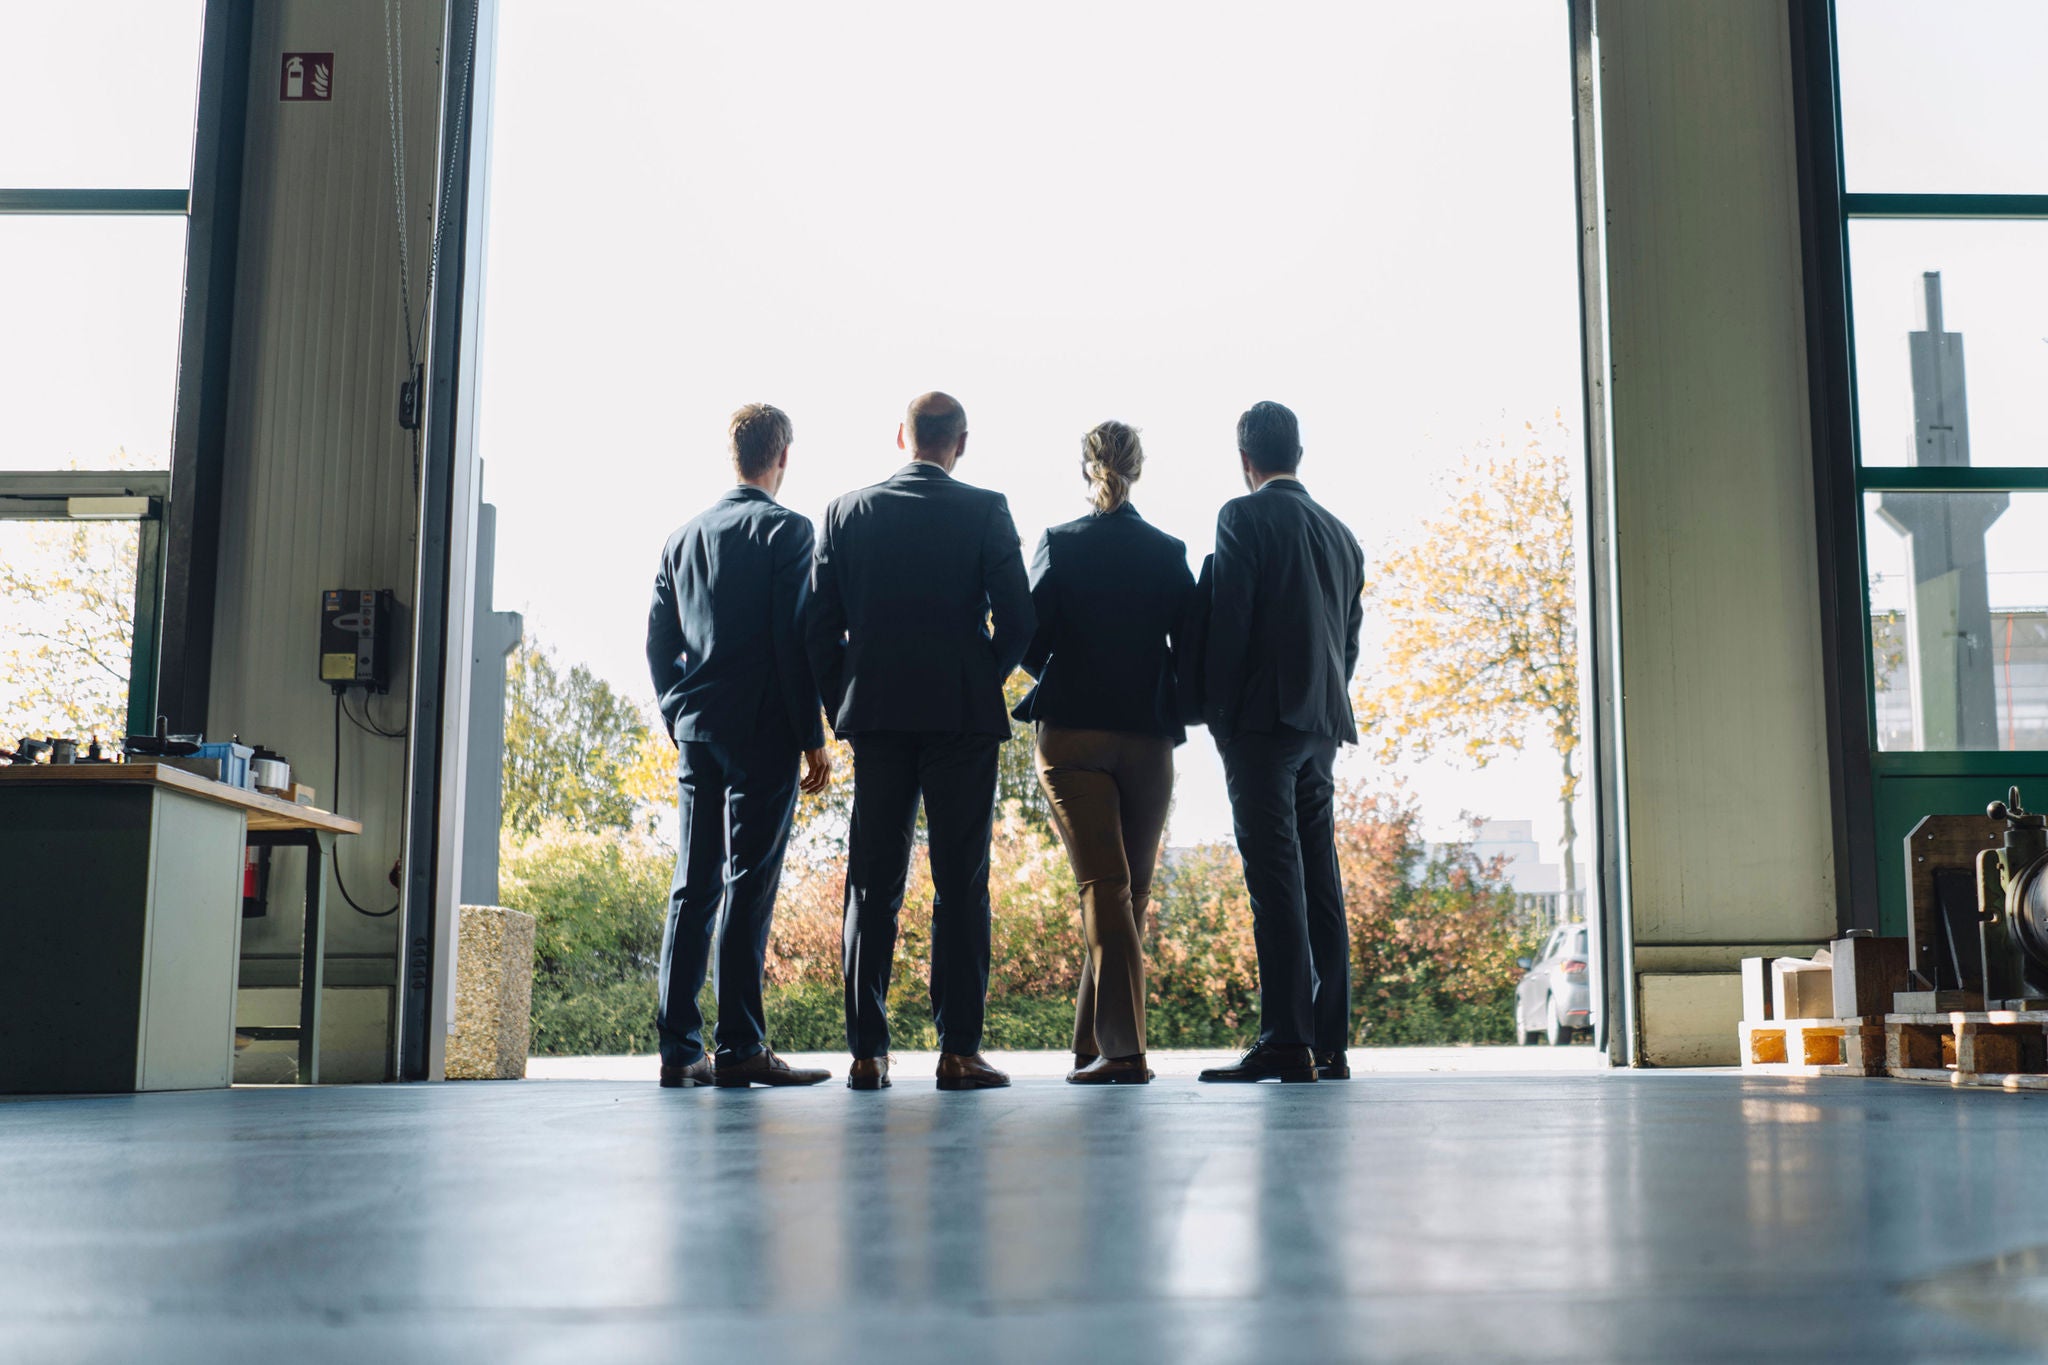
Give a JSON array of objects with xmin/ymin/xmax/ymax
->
[{"xmin": 1517, "ymin": 923, "xmax": 1593, "ymax": 1045}]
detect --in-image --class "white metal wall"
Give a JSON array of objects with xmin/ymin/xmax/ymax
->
[
  {"xmin": 1595, "ymin": 0, "xmax": 1838, "ymax": 1062},
  {"xmin": 209, "ymin": 0, "xmax": 448, "ymax": 1076}
]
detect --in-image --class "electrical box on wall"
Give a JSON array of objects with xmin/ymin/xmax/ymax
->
[{"xmin": 319, "ymin": 588, "xmax": 396, "ymax": 692}]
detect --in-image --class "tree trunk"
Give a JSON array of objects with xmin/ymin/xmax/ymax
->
[{"xmin": 1558, "ymin": 744, "xmax": 1579, "ymax": 917}]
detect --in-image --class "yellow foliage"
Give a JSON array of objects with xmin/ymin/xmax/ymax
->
[{"xmin": 1354, "ymin": 413, "xmax": 1581, "ymax": 888}]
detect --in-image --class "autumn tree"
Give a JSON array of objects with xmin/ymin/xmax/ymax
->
[
  {"xmin": 1354, "ymin": 414, "xmax": 1582, "ymax": 899},
  {"xmin": 502, "ymin": 637, "xmax": 652, "ymax": 836},
  {"xmin": 0, "ymin": 519, "xmax": 138, "ymax": 742}
]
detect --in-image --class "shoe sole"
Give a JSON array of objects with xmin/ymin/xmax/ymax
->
[
  {"xmin": 1066, "ymin": 1074, "xmax": 1151, "ymax": 1085},
  {"xmin": 847, "ymin": 1077, "xmax": 890, "ymax": 1091},
  {"xmin": 715, "ymin": 1075, "xmax": 830, "ymax": 1087},
  {"xmin": 1317, "ymin": 1070, "xmax": 1351, "ymax": 1080},
  {"xmin": 659, "ymin": 1077, "xmax": 711, "ymax": 1089},
  {"xmin": 1198, "ymin": 1069, "xmax": 1321, "ymax": 1084},
  {"xmin": 936, "ymin": 1076, "xmax": 1011, "ymax": 1091}
]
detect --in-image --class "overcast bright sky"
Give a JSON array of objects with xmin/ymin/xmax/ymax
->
[{"xmin": 476, "ymin": 0, "xmax": 1590, "ymax": 859}]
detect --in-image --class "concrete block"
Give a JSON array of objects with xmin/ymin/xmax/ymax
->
[
  {"xmin": 1640, "ymin": 972, "xmax": 1741, "ymax": 1066},
  {"xmin": 1740, "ymin": 956, "xmax": 1777, "ymax": 1021},
  {"xmin": 446, "ymin": 905, "xmax": 535, "ymax": 1081},
  {"xmin": 1773, "ymin": 957, "xmax": 1834, "ymax": 1021}
]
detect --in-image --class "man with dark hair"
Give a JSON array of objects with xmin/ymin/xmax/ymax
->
[
  {"xmin": 645, "ymin": 402, "xmax": 834, "ymax": 1089},
  {"xmin": 806, "ymin": 391, "xmax": 1035, "ymax": 1091},
  {"xmin": 1198, "ymin": 400, "xmax": 1365, "ymax": 1084}
]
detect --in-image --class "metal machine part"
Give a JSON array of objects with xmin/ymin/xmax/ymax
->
[{"xmin": 1978, "ymin": 787, "xmax": 2048, "ymax": 1007}]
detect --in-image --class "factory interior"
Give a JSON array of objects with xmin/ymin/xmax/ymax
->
[{"xmin": 11, "ymin": 1, "xmax": 2048, "ymax": 1361}]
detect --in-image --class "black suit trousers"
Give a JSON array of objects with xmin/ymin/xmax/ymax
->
[
  {"xmin": 656, "ymin": 737, "xmax": 800, "ymax": 1067},
  {"xmin": 1219, "ymin": 728, "xmax": 1350, "ymax": 1052},
  {"xmin": 841, "ymin": 731, "xmax": 1001, "ymax": 1057}
]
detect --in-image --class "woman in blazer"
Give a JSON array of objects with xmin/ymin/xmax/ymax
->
[{"xmin": 1013, "ymin": 421, "xmax": 1197, "ymax": 1084}]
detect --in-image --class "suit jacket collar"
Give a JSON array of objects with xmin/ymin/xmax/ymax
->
[
  {"xmin": 1258, "ymin": 476, "xmax": 1309, "ymax": 497},
  {"xmin": 723, "ymin": 484, "xmax": 775, "ymax": 505},
  {"xmin": 1096, "ymin": 502, "xmax": 1143, "ymax": 521},
  {"xmin": 895, "ymin": 461, "xmax": 951, "ymax": 480}
]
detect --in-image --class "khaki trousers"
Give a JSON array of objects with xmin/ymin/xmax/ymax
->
[{"xmin": 1034, "ymin": 725, "xmax": 1175, "ymax": 1059}]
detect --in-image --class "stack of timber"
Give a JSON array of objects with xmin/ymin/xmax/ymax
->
[
  {"xmin": 1887, "ymin": 1011, "xmax": 2048, "ymax": 1090},
  {"xmin": 1735, "ymin": 935, "xmax": 1909, "ymax": 1078}
]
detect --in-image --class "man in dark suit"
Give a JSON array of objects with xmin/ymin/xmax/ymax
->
[
  {"xmin": 1198, "ymin": 400, "xmax": 1366, "ymax": 1084},
  {"xmin": 805, "ymin": 392, "xmax": 1034, "ymax": 1091},
  {"xmin": 646, "ymin": 403, "xmax": 834, "ymax": 1089}
]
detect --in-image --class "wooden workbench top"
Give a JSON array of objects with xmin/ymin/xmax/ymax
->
[{"xmin": 0, "ymin": 762, "xmax": 363, "ymax": 835}]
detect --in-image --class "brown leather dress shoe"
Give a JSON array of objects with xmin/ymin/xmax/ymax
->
[
  {"xmin": 1074, "ymin": 1052, "xmax": 1099, "ymax": 1072},
  {"xmin": 1067, "ymin": 1054, "xmax": 1151, "ymax": 1085},
  {"xmin": 1315, "ymin": 1050, "xmax": 1351, "ymax": 1080},
  {"xmin": 715, "ymin": 1048, "xmax": 830, "ymax": 1088},
  {"xmin": 936, "ymin": 1051, "xmax": 1010, "ymax": 1090},
  {"xmin": 1197, "ymin": 1044, "xmax": 1319, "ymax": 1083},
  {"xmin": 847, "ymin": 1056, "xmax": 891, "ymax": 1091},
  {"xmin": 659, "ymin": 1057, "xmax": 715, "ymax": 1089}
]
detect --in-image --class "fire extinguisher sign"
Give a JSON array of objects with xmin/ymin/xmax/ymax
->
[{"xmin": 280, "ymin": 53, "xmax": 334, "ymax": 102}]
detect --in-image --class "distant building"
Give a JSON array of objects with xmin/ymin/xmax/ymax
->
[
  {"xmin": 1432, "ymin": 818, "xmax": 1583, "ymax": 897},
  {"xmin": 1873, "ymin": 609, "xmax": 2048, "ymax": 752}
]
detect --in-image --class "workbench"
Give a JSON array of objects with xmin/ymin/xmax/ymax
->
[{"xmin": 0, "ymin": 763, "xmax": 361, "ymax": 1092}]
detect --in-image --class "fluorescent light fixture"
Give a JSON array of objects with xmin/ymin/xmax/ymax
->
[{"xmin": 66, "ymin": 496, "xmax": 150, "ymax": 519}]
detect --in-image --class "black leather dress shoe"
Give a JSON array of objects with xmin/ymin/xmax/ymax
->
[
  {"xmin": 715, "ymin": 1048, "xmax": 830, "ymax": 1087},
  {"xmin": 659, "ymin": 1057, "xmax": 715, "ymax": 1089},
  {"xmin": 847, "ymin": 1056, "xmax": 891, "ymax": 1090},
  {"xmin": 1067, "ymin": 1054, "xmax": 1152, "ymax": 1085},
  {"xmin": 936, "ymin": 1052, "xmax": 1010, "ymax": 1090},
  {"xmin": 1315, "ymin": 1050, "xmax": 1351, "ymax": 1080},
  {"xmin": 1197, "ymin": 1044, "xmax": 1319, "ymax": 1083}
]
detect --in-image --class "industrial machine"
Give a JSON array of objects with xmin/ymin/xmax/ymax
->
[{"xmin": 1977, "ymin": 787, "xmax": 2048, "ymax": 1009}]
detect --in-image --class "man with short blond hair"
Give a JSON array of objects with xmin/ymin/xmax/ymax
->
[{"xmin": 646, "ymin": 402, "xmax": 833, "ymax": 1089}]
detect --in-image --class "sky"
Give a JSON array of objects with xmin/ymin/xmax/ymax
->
[
  {"xmin": 0, "ymin": 1, "xmax": 200, "ymax": 473},
  {"xmin": 475, "ymin": 0, "xmax": 1591, "ymax": 860}
]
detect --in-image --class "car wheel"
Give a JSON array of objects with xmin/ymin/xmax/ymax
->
[{"xmin": 1545, "ymin": 996, "xmax": 1566, "ymax": 1047}]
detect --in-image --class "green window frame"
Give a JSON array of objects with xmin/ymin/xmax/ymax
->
[{"xmin": 1819, "ymin": 5, "xmax": 2048, "ymax": 933}]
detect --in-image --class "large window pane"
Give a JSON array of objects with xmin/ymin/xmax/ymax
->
[
  {"xmin": 0, "ymin": 2, "xmax": 205, "ymax": 188},
  {"xmin": 1838, "ymin": 0, "xmax": 2048, "ymax": 194},
  {"xmin": 0, "ymin": 519, "xmax": 138, "ymax": 745},
  {"xmin": 0, "ymin": 217, "xmax": 186, "ymax": 470},
  {"xmin": 1866, "ymin": 491, "xmax": 2048, "ymax": 751},
  {"xmin": 1848, "ymin": 220, "xmax": 2048, "ymax": 469}
]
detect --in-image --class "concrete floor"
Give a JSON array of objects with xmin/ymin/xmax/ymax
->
[{"xmin": 5, "ymin": 1069, "xmax": 2048, "ymax": 1363}]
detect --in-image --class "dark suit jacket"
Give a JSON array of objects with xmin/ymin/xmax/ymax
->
[
  {"xmin": 646, "ymin": 485, "xmax": 825, "ymax": 754},
  {"xmin": 1011, "ymin": 504, "xmax": 1197, "ymax": 744},
  {"xmin": 1202, "ymin": 479, "xmax": 1365, "ymax": 744},
  {"xmin": 805, "ymin": 462, "xmax": 1035, "ymax": 737}
]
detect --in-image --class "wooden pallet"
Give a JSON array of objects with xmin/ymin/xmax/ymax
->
[
  {"xmin": 1738, "ymin": 1017, "xmax": 1887, "ymax": 1076},
  {"xmin": 1887, "ymin": 1011, "xmax": 2048, "ymax": 1087}
]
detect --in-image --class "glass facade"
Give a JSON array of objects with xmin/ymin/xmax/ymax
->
[
  {"xmin": 1837, "ymin": 0, "xmax": 2048, "ymax": 195},
  {"xmin": 1835, "ymin": 2, "xmax": 2048, "ymax": 755},
  {"xmin": 0, "ymin": 4, "xmax": 203, "ymax": 737}
]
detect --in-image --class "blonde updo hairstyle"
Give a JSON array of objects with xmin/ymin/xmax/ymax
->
[{"xmin": 1082, "ymin": 420, "xmax": 1144, "ymax": 514}]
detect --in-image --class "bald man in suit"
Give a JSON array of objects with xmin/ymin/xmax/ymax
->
[{"xmin": 805, "ymin": 392, "xmax": 1035, "ymax": 1091}]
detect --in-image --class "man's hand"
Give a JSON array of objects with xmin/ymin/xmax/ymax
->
[{"xmin": 800, "ymin": 746, "xmax": 833, "ymax": 795}]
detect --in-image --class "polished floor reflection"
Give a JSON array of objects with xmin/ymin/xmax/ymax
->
[{"xmin": 4, "ymin": 1071, "xmax": 2048, "ymax": 1362}]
